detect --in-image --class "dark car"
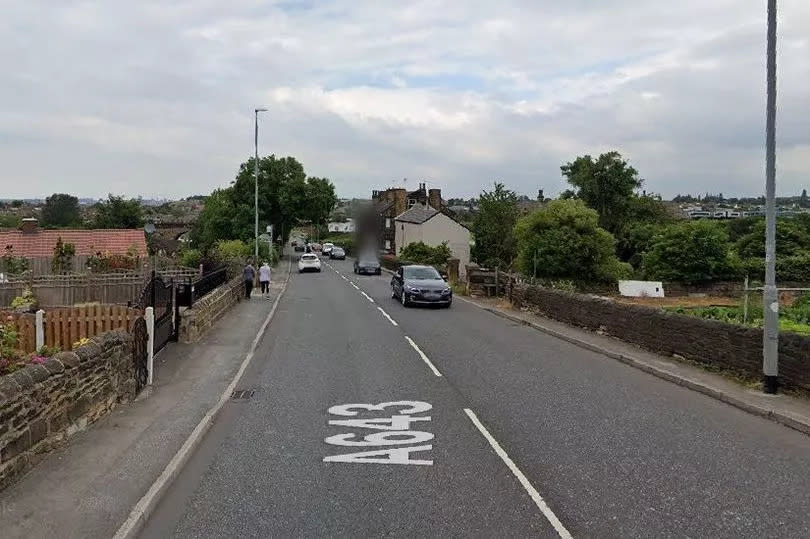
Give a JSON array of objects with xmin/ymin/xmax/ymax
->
[
  {"xmin": 329, "ymin": 247, "xmax": 346, "ymax": 260},
  {"xmin": 391, "ymin": 265, "xmax": 452, "ymax": 308},
  {"xmin": 354, "ymin": 255, "xmax": 381, "ymax": 275}
]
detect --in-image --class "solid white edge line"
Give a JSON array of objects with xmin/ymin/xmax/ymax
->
[
  {"xmin": 113, "ymin": 256, "xmax": 292, "ymax": 539},
  {"xmin": 463, "ymin": 408, "xmax": 573, "ymax": 539},
  {"xmin": 377, "ymin": 306, "xmax": 399, "ymax": 327},
  {"xmin": 403, "ymin": 336, "xmax": 443, "ymax": 377},
  {"xmin": 360, "ymin": 291, "xmax": 374, "ymax": 303}
]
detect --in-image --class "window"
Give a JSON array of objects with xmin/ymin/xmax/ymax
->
[
  {"xmin": 408, "ymin": 198, "xmax": 416, "ymax": 208},
  {"xmin": 385, "ymin": 240, "xmax": 391, "ymax": 250},
  {"xmin": 385, "ymin": 218, "xmax": 391, "ymax": 228}
]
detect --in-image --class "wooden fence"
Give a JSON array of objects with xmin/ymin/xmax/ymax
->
[
  {"xmin": 1, "ymin": 305, "xmax": 143, "ymax": 353},
  {"xmin": 0, "ymin": 268, "xmax": 199, "ymax": 308},
  {"xmin": 1, "ymin": 312, "xmax": 36, "ymax": 353}
]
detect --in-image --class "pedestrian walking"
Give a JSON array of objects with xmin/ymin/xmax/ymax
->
[
  {"xmin": 259, "ymin": 261, "xmax": 272, "ymax": 297},
  {"xmin": 243, "ymin": 261, "xmax": 256, "ymax": 299}
]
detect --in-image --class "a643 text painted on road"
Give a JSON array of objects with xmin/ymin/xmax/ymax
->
[{"xmin": 323, "ymin": 401, "xmax": 434, "ymax": 465}]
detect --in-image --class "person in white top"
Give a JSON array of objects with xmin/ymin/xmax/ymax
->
[{"xmin": 258, "ymin": 261, "xmax": 272, "ymax": 297}]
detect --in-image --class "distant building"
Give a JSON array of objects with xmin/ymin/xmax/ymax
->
[
  {"xmin": 394, "ymin": 203, "xmax": 471, "ymax": 278},
  {"xmin": 358, "ymin": 183, "xmax": 445, "ymax": 253},
  {"xmin": 328, "ymin": 219, "xmax": 355, "ymax": 233}
]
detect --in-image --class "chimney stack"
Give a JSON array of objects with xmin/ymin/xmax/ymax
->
[
  {"xmin": 392, "ymin": 188, "xmax": 407, "ymax": 216},
  {"xmin": 20, "ymin": 217, "xmax": 38, "ymax": 234},
  {"xmin": 428, "ymin": 189, "xmax": 442, "ymax": 211}
]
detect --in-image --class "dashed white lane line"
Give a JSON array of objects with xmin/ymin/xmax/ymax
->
[
  {"xmin": 360, "ymin": 291, "xmax": 374, "ymax": 303},
  {"xmin": 350, "ymin": 282, "xmax": 360, "ymax": 290},
  {"xmin": 377, "ymin": 306, "xmax": 399, "ymax": 327},
  {"xmin": 404, "ymin": 336, "xmax": 443, "ymax": 377},
  {"xmin": 463, "ymin": 409, "xmax": 573, "ymax": 539}
]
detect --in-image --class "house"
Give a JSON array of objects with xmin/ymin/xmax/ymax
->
[
  {"xmin": 394, "ymin": 203, "xmax": 471, "ymax": 279},
  {"xmin": 0, "ymin": 218, "xmax": 147, "ymax": 273},
  {"xmin": 328, "ymin": 219, "xmax": 355, "ymax": 233},
  {"xmin": 358, "ymin": 183, "xmax": 444, "ymax": 253}
]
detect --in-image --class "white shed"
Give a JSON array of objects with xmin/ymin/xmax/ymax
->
[{"xmin": 618, "ymin": 280, "xmax": 665, "ymax": 298}]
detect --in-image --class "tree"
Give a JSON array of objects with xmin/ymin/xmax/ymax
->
[
  {"xmin": 471, "ymin": 182, "xmax": 519, "ymax": 268},
  {"xmin": 93, "ymin": 195, "xmax": 144, "ymax": 229},
  {"xmin": 41, "ymin": 193, "xmax": 81, "ymax": 227},
  {"xmin": 736, "ymin": 215, "xmax": 810, "ymax": 259},
  {"xmin": 560, "ymin": 151, "xmax": 642, "ymax": 234},
  {"xmin": 642, "ymin": 220, "xmax": 739, "ymax": 283},
  {"xmin": 0, "ymin": 214, "xmax": 21, "ymax": 228},
  {"xmin": 614, "ymin": 196, "xmax": 674, "ymax": 267},
  {"xmin": 192, "ymin": 155, "xmax": 337, "ymax": 251},
  {"xmin": 400, "ymin": 241, "xmax": 452, "ymax": 266},
  {"xmin": 303, "ymin": 177, "xmax": 338, "ymax": 227},
  {"xmin": 514, "ymin": 199, "xmax": 630, "ymax": 282}
]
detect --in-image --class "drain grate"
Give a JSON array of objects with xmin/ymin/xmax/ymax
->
[{"xmin": 231, "ymin": 389, "xmax": 256, "ymax": 400}]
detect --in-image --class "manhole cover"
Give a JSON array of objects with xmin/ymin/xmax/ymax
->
[{"xmin": 231, "ymin": 389, "xmax": 256, "ymax": 400}]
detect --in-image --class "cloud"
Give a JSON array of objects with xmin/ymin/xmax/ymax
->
[{"xmin": 0, "ymin": 0, "xmax": 808, "ymax": 200}]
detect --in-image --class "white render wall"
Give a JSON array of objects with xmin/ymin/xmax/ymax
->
[{"xmin": 395, "ymin": 212, "xmax": 471, "ymax": 278}]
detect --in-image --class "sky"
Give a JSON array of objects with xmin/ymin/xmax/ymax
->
[{"xmin": 1, "ymin": 0, "xmax": 808, "ymax": 200}]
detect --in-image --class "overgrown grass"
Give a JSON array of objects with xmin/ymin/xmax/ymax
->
[{"xmin": 664, "ymin": 294, "xmax": 810, "ymax": 336}]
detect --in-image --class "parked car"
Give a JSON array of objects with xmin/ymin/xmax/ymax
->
[
  {"xmin": 297, "ymin": 253, "xmax": 322, "ymax": 273},
  {"xmin": 391, "ymin": 265, "xmax": 452, "ymax": 307},
  {"xmin": 330, "ymin": 247, "xmax": 346, "ymax": 260},
  {"xmin": 321, "ymin": 242, "xmax": 334, "ymax": 257},
  {"xmin": 354, "ymin": 255, "xmax": 381, "ymax": 275}
]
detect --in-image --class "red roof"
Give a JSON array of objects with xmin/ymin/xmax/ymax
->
[{"xmin": 0, "ymin": 228, "xmax": 147, "ymax": 258}]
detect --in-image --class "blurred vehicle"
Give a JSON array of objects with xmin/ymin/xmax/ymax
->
[
  {"xmin": 391, "ymin": 265, "xmax": 452, "ymax": 308},
  {"xmin": 329, "ymin": 247, "xmax": 346, "ymax": 260},
  {"xmin": 297, "ymin": 253, "xmax": 322, "ymax": 273},
  {"xmin": 322, "ymin": 242, "xmax": 334, "ymax": 256},
  {"xmin": 354, "ymin": 255, "xmax": 381, "ymax": 275}
]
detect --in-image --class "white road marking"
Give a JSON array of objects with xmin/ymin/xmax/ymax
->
[
  {"xmin": 377, "ymin": 307, "xmax": 399, "ymax": 327},
  {"xmin": 350, "ymin": 282, "xmax": 360, "ymax": 290},
  {"xmin": 360, "ymin": 291, "xmax": 374, "ymax": 303},
  {"xmin": 404, "ymin": 336, "xmax": 442, "ymax": 377},
  {"xmin": 463, "ymin": 409, "xmax": 573, "ymax": 539},
  {"xmin": 324, "ymin": 401, "xmax": 434, "ymax": 465}
]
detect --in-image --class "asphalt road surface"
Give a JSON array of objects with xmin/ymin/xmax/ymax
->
[{"xmin": 141, "ymin": 256, "xmax": 810, "ymax": 538}]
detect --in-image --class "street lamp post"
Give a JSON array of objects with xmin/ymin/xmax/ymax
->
[
  {"xmin": 762, "ymin": 0, "xmax": 778, "ymax": 394},
  {"xmin": 254, "ymin": 108, "xmax": 268, "ymax": 261}
]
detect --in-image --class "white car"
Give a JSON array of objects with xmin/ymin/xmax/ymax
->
[
  {"xmin": 298, "ymin": 253, "xmax": 322, "ymax": 273},
  {"xmin": 321, "ymin": 242, "xmax": 334, "ymax": 256}
]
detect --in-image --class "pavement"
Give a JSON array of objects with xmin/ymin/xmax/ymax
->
[
  {"xmin": 138, "ymin": 257, "xmax": 810, "ymax": 538},
  {"xmin": 0, "ymin": 274, "xmax": 286, "ymax": 539}
]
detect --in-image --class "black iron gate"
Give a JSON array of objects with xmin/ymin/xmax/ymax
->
[
  {"xmin": 138, "ymin": 271, "xmax": 177, "ymax": 353},
  {"xmin": 132, "ymin": 316, "xmax": 149, "ymax": 392}
]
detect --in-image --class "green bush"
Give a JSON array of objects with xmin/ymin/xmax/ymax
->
[
  {"xmin": 10, "ymin": 288, "xmax": 37, "ymax": 311},
  {"xmin": 212, "ymin": 239, "xmax": 250, "ymax": 264},
  {"xmin": 515, "ymin": 199, "xmax": 630, "ymax": 282},
  {"xmin": 642, "ymin": 220, "xmax": 739, "ymax": 284},
  {"xmin": 400, "ymin": 241, "xmax": 452, "ymax": 266},
  {"xmin": 180, "ymin": 249, "xmax": 202, "ymax": 268}
]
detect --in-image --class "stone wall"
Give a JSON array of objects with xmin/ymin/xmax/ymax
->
[
  {"xmin": 179, "ymin": 276, "xmax": 242, "ymax": 343},
  {"xmin": 511, "ymin": 283, "xmax": 810, "ymax": 392},
  {"xmin": 0, "ymin": 330, "xmax": 135, "ymax": 490}
]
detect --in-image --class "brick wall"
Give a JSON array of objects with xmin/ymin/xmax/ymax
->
[
  {"xmin": 179, "ymin": 276, "xmax": 242, "ymax": 343},
  {"xmin": 0, "ymin": 330, "xmax": 135, "ymax": 490},
  {"xmin": 511, "ymin": 283, "xmax": 810, "ymax": 392}
]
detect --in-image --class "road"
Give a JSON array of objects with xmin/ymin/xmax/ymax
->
[{"xmin": 141, "ymin": 256, "xmax": 810, "ymax": 538}]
